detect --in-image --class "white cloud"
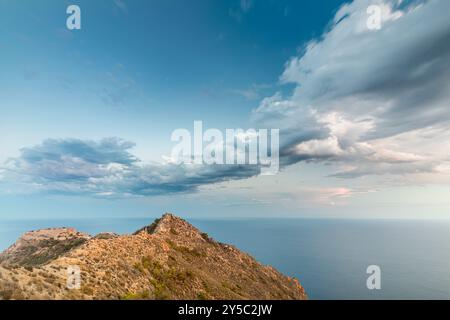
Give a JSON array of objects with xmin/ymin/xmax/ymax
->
[
  {"xmin": 253, "ymin": 0, "xmax": 450, "ymax": 181},
  {"xmin": 0, "ymin": 138, "xmax": 260, "ymax": 197},
  {"xmin": 294, "ymin": 136, "xmax": 343, "ymax": 158}
]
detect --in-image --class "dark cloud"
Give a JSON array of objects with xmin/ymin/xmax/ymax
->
[{"xmin": 20, "ymin": 138, "xmax": 137, "ymax": 165}]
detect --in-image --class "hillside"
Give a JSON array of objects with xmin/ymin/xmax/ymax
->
[{"xmin": 0, "ymin": 213, "xmax": 307, "ymax": 300}]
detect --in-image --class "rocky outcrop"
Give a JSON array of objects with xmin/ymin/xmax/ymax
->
[
  {"xmin": 0, "ymin": 213, "xmax": 307, "ymax": 300},
  {"xmin": 0, "ymin": 228, "xmax": 90, "ymax": 267}
]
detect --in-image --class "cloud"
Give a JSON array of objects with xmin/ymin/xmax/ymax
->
[
  {"xmin": 252, "ymin": 0, "xmax": 450, "ymax": 178},
  {"xmin": 229, "ymin": 0, "xmax": 254, "ymax": 22},
  {"xmin": 281, "ymin": 0, "xmax": 450, "ymax": 135},
  {"xmin": 293, "ymin": 136, "xmax": 344, "ymax": 158},
  {"xmin": 1, "ymin": 138, "xmax": 259, "ymax": 197},
  {"xmin": 301, "ymin": 187, "xmax": 354, "ymax": 206},
  {"xmin": 231, "ymin": 83, "xmax": 272, "ymax": 100},
  {"xmin": 242, "ymin": 185, "xmax": 374, "ymax": 207}
]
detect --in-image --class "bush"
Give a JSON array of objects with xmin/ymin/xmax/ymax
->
[
  {"xmin": 121, "ymin": 290, "xmax": 150, "ymax": 300},
  {"xmin": 201, "ymin": 232, "xmax": 214, "ymax": 243},
  {"xmin": 197, "ymin": 291, "xmax": 208, "ymax": 300}
]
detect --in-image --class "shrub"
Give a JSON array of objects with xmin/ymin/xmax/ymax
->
[
  {"xmin": 201, "ymin": 232, "xmax": 214, "ymax": 243},
  {"xmin": 121, "ymin": 290, "xmax": 150, "ymax": 300},
  {"xmin": 197, "ymin": 291, "xmax": 208, "ymax": 300}
]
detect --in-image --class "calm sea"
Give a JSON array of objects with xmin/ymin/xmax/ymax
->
[{"xmin": 1, "ymin": 217, "xmax": 449, "ymax": 300}]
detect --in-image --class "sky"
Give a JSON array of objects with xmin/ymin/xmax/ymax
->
[{"xmin": 1, "ymin": 0, "xmax": 450, "ymax": 219}]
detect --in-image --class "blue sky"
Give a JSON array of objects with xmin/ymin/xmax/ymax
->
[
  {"xmin": 1, "ymin": 0, "xmax": 450, "ymax": 219},
  {"xmin": 0, "ymin": 0, "xmax": 344, "ymax": 160}
]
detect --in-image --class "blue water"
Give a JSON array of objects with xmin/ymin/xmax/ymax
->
[{"xmin": 1, "ymin": 217, "xmax": 449, "ymax": 300}]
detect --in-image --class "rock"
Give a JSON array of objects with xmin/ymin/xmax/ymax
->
[{"xmin": 0, "ymin": 228, "xmax": 91, "ymax": 267}]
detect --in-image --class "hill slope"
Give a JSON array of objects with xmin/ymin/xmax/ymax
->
[{"xmin": 0, "ymin": 213, "xmax": 307, "ymax": 300}]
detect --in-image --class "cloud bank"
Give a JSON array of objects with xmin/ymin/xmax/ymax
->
[
  {"xmin": 253, "ymin": 0, "xmax": 450, "ymax": 178},
  {"xmin": 1, "ymin": 138, "xmax": 259, "ymax": 197}
]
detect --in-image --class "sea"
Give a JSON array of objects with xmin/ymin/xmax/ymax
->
[{"xmin": 1, "ymin": 217, "xmax": 449, "ymax": 300}]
